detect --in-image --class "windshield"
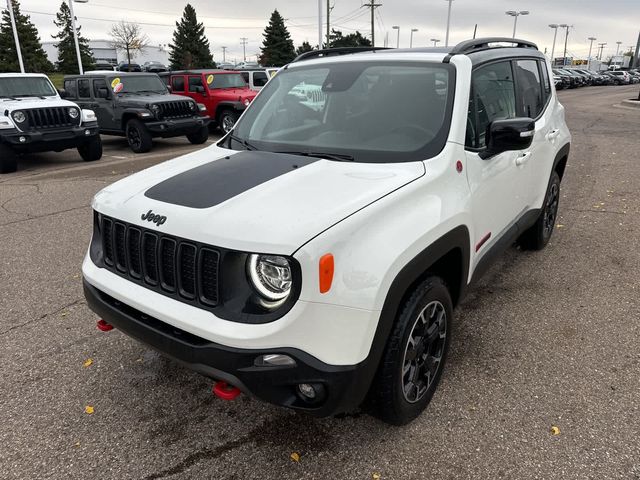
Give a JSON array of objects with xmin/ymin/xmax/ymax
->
[
  {"xmin": 208, "ymin": 73, "xmax": 247, "ymax": 89},
  {"xmin": 230, "ymin": 61, "xmax": 454, "ymax": 163},
  {"xmin": 0, "ymin": 76, "xmax": 57, "ymax": 98},
  {"xmin": 108, "ymin": 75, "xmax": 167, "ymax": 94}
]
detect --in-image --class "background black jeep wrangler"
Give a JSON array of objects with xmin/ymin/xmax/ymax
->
[{"xmin": 63, "ymin": 72, "xmax": 210, "ymax": 153}]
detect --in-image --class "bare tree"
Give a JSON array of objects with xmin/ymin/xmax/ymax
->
[{"xmin": 109, "ymin": 21, "xmax": 149, "ymax": 70}]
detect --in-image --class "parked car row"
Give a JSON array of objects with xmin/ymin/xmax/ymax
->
[{"xmin": 553, "ymin": 68, "xmax": 640, "ymax": 88}]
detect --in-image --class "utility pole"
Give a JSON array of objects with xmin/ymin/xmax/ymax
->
[
  {"xmin": 326, "ymin": 0, "xmax": 331, "ymax": 48},
  {"xmin": 615, "ymin": 41, "xmax": 622, "ymax": 56},
  {"xmin": 597, "ymin": 42, "xmax": 607, "ymax": 61},
  {"xmin": 473, "ymin": 24, "xmax": 477, "ymax": 39},
  {"xmin": 6, "ymin": 0, "xmax": 24, "ymax": 73},
  {"xmin": 634, "ymin": 31, "xmax": 640, "ymax": 68},
  {"xmin": 240, "ymin": 37, "xmax": 248, "ymax": 62},
  {"xmin": 362, "ymin": 2, "xmax": 382, "ymax": 47},
  {"xmin": 587, "ymin": 37, "xmax": 596, "ymax": 70},
  {"xmin": 221, "ymin": 46, "xmax": 227, "ymax": 62}
]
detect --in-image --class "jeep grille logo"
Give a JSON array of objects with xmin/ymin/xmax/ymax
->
[{"xmin": 141, "ymin": 210, "xmax": 167, "ymax": 226}]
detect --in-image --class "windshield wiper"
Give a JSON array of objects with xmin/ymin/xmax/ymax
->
[
  {"xmin": 227, "ymin": 133, "xmax": 257, "ymax": 151},
  {"xmin": 277, "ymin": 151, "xmax": 355, "ymax": 162},
  {"xmin": 137, "ymin": 90, "xmax": 164, "ymax": 94}
]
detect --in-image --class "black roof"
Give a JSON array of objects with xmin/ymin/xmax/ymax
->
[
  {"xmin": 292, "ymin": 37, "xmax": 544, "ymax": 66},
  {"xmin": 64, "ymin": 71, "xmax": 159, "ymax": 79},
  {"xmin": 157, "ymin": 69, "xmax": 238, "ymax": 76}
]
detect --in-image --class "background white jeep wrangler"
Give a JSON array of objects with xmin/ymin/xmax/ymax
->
[
  {"xmin": 83, "ymin": 38, "xmax": 571, "ymax": 425},
  {"xmin": 0, "ymin": 73, "xmax": 102, "ymax": 173}
]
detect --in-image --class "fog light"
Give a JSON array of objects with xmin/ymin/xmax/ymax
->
[
  {"xmin": 19, "ymin": 136, "xmax": 26, "ymax": 143},
  {"xmin": 297, "ymin": 383, "xmax": 316, "ymax": 399},
  {"xmin": 254, "ymin": 354, "xmax": 296, "ymax": 367},
  {"xmin": 84, "ymin": 129, "xmax": 91, "ymax": 136}
]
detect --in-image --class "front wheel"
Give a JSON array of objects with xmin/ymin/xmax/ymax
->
[
  {"xmin": 218, "ymin": 110, "xmax": 239, "ymax": 134},
  {"xmin": 186, "ymin": 125, "xmax": 209, "ymax": 145},
  {"xmin": 77, "ymin": 135, "xmax": 103, "ymax": 161},
  {"xmin": 519, "ymin": 170, "xmax": 561, "ymax": 250},
  {"xmin": 126, "ymin": 119, "xmax": 153, "ymax": 153},
  {"xmin": 368, "ymin": 276, "xmax": 452, "ymax": 425},
  {"xmin": 0, "ymin": 144, "xmax": 17, "ymax": 173}
]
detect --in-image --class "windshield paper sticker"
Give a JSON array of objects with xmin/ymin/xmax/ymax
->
[
  {"xmin": 206, "ymin": 74, "xmax": 214, "ymax": 85},
  {"xmin": 111, "ymin": 77, "xmax": 123, "ymax": 93}
]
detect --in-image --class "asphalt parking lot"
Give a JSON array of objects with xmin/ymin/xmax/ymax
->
[{"xmin": 1, "ymin": 85, "xmax": 639, "ymax": 479}]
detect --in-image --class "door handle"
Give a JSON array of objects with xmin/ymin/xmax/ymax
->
[
  {"xmin": 546, "ymin": 129, "xmax": 560, "ymax": 141},
  {"xmin": 515, "ymin": 152, "xmax": 531, "ymax": 166}
]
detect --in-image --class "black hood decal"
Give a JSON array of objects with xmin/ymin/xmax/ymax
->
[{"xmin": 144, "ymin": 151, "xmax": 319, "ymax": 209}]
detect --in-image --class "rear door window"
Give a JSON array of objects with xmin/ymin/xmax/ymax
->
[
  {"xmin": 514, "ymin": 60, "xmax": 544, "ymax": 118},
  {"xmin": 78, "ymin": 79, "xmax": 91, "ymax": 98},
  {"xmin": 253, "ymin": 71, "xmax": 268, "ymax": 87},
  {"xmin": 188, "ymin": 76, "xmax": 204, "ymax": 92},
  {"xmin": 171, "ymin": 76, "xmax": 185, "ymax": 92},
  {"xmin": 64, "ymin": 79, "xmax": 77, "ymax": 98},
  {"xmin": 466, "ymin": 61, "xmax": 517, "ymax": 149},
  {"xmin": 93, "ymin": 79, "xmax": 108, "ymax": 97}
]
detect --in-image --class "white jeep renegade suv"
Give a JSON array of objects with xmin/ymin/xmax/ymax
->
[{"xmin": 83, "ymin": 38, "xmax": 571, "ymax": 425}]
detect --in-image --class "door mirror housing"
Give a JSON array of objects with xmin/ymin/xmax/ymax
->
[
  {"xmin": 480, "ymin": 118, "xmax": 535, "ymax": 159},
  {"xmin": 58, "ymin": 89, "xmax": 69, "ymax": 98},
  {"xmin": 194, "ymin": 85, "xmax": 205, "ymax": 94},
  {"xmin": 166, "ymin": 85, "xmax": 172, "ymax": 93},
  {"xmin": 97, "ymin": 87, "xmax": 110, "ymax": 99}
]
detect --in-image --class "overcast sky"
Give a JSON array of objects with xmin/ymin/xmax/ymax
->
[{"xmin": 22, "ymin": 0, "xmax": 640, "ymax": 63}]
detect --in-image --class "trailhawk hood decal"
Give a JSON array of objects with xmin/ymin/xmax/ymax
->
[{"xmin": 92, "ymin": 146, "xmax": 424, "ymax": 254}]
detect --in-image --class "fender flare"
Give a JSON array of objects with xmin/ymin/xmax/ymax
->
[{"xmin": 553, "ymin": 142, "xmax": 571, "ymax": 180}]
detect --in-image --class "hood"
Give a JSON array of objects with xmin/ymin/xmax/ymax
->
[
  {"xmin": 213, "ymin": 88, "xmax": 257, "ymax": 100},
  {"xmin": 1, "ymin": 96, "xmax": 78, "ymax": 113},
  {"xmin": 93, "ymin": 146, "xmax": 424, "ymax": 254},
  {"xmin": 117, "ymin": 93, "xmax": 191, "ymax": 107}
]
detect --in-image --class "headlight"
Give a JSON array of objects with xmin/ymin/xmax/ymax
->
[
  {"xmin": 197, "ymin": 103, "xmax": 207, "ymax": 112},
  {"xmin": 0, "ymin": 117, "xmax": 14, "ymax": 129},
  {"xmin": 12, "ymin": 111, "xmax": 26, "ymax": 123},
  {"xmin": 243, "ymin": 98, "xmax": 251, "ymax": 107},
  {"xmin": 150, "ymin": 104, "xmax": 160, "ymax": 117},
  {"xmin": 68, "ymin": 107, "xmax": 79, "ymax": 119},
  {"xmin": 247, "ymin": 254, "xmax": 292, "ymax": 302},
  {"xmin": 189, "ymin": 102, "xmax": 197, "ymax": 111}
]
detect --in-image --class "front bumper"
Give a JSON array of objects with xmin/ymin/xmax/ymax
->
[
  {"xmin": 144, "ymin": 116, "xmax": 210, "ymax": 137},
  {"xmin": 83, "ymin": 279, "xmax": 372, "ymax": 416},
  {"xmin": 0, "ymin": 123, "xmax": 99, "ymax": 153}
]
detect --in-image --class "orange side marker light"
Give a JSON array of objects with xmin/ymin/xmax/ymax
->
[{"xmin": 319, "ymin": 254, "xmax": 334, "ymax": 294}]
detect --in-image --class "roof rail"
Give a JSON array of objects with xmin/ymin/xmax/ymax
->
[
  {"xmin": 449, "ymin": 37, "xmax": 538, "ymax": 56},
  {"xmin": 292, "ymin": 46, "xmax": 390, "ymax": 63}
]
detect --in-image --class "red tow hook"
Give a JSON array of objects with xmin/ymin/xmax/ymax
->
[
  {"xmin": 213, "ymin": 381, "xmax": 241, "ymax": 400},
  {"xmin": 96, "ymin": 319, "xmax": 114, "ymax": 331}
]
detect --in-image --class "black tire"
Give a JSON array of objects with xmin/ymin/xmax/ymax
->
[
  {"xmin": 77, "ymin": 135, "xmax": 103, "ymax": 162},
  {"xmin": 519, "ymin": 170, "xmax": 561, "ymax": 250},
  {"xmin": 218, "ymin": 109, "xmax": 239, "ymax": 134},
  {"xmin": 368, "ymin": 276, "xmax": 452, "ymax": 425},
  {"xmin": 0, "ymin": 144, "xmax": 17, "ymax": 173},
  {"xmin": 125, "ymin": 119, "xmax": 153, "ymax": 153},
  {"xmin": 186, "ymin": 125, "xmax": 209, "ymax": 145}
]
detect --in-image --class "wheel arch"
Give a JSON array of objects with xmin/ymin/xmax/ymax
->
[{"xmin": 553, "ymin": 143, "xmax": 570, "ymax": 181}]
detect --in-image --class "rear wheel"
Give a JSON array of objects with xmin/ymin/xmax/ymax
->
[
  {"xmin": 218, "ymin": 109, "xmax": 239, "ymax": 134},
  {"xmin": 186, "ymin": 125, "xmax": 209, "ymax": 145},
  {"xmin": 0, "ymin": 144, "xmax": 17, "ymax": 173},
  {"xmin": 368, "ymin": 276, "xmax": 452, "ymax": 425},
  {"xmin": 126, "ymin": 119, "xmax": 153, "ymax": 153},
  {"xmin": 77, "ymin": 135, "xmax": 103, "ymax": 161},
  {"xmin": 519, "ymin": 170, "xmax": 561, "ymax": 250}
]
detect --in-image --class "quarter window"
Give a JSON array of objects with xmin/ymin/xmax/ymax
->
[
  {"xmin": 515, "ymin": 60, "xmax": 543, "ymax": 118},
  {"xmin": 466, "ymin": 61, "xmax": 516, "ymax": 149},
  {"xmin": 253, "ymin": 72, "xmax": 268, "ymax": 87},
  {"xmin": 171, "ymin": 76, "xmax": 185, "ymax": 92},
  {"xmin": 539, "ymin": 60, "xmax": 552, "ymax": 101},
  {"xmin": 64, "ymin": 79, "xmax": 77, "ymax": 98},
  {"xmin": 93, "ymin": 79, "xmax": 108, "ymax": 97},
  {"xmin": 78, "ymin": 79, "xmax": 91, "ymax": 98}
]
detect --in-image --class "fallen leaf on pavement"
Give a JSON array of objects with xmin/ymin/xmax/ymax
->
[
  {"xmin": 550, "ymin": 425, "xmax": 560, "ymax": 435},
  {"xmin": 84, "ymin": 406, "xmax": 94, "ymax": 415},
  {"xmin": 373, "ymin": 473, "xmax": 381, "ymax": 479},
  {"xmin": 83, "ymin": 358, "xmax": 93, "ymax": 368},
  {"xmin": 290, "ymin": 452, "xmax": 300, "ymax": 462}
]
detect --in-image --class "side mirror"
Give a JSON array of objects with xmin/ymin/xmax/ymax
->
[
  {"xmin": 58, "ymin": 89, "xmax": 69, "ymax": 98},
  {"xmin": 166, "ymin": 85, "xmax": 172, "ymax": 93},
  {"xmin": 194, "ymin": 85, "xmax": 205, "ymax": 94},
  {"xmin": 97, "ymin": 87, "xmax": 110, "ymax": 99},
  {"xmin": 480, "ymin": 117, "xmax": 535, "ymax": 159}
]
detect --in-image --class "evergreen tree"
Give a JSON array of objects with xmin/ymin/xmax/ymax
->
[
  {"xmin": 168, "ymin": 4, "xmax": 214, "ymax": 69},
  {"xmin": 295, "ymin": 41, "xmax": 313, "ymax": 56},
  {"xmin": 52, "ymin": 2, "xmax": 95, "ymax": 73},
  {"xmin": 329, "ymin": 29, "xmax": 372, "ymax": 48},
  {"xmin": 259, "ymin": 10, "xmax": 295, "ymax": 67},
  {"xmin": 0, "ymin": 0, "xmax": 53, "ymax": 72}
]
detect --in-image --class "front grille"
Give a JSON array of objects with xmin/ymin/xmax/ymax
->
[
  {"xmin": 100, "ymin": 215, "xmax": 220, "ymax": 308},
  {"xmin": 24, "ymin": 107, "xmax": 78, "ymax": 130},
  {"xmin": 157, "ymin": 101, "xmax": 194, "ymax": 119}
]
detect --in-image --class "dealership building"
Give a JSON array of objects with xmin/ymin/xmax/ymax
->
[{"xmin": 42, "ymin": 40, "xmax": 170, "ymax": 67}]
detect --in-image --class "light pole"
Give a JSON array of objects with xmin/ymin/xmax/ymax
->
[
  {"xmin": 317, "ymin": 0, "xmax": 323, "ymax": 49},
  {"xmin": 240, "ymin": 37, "xmax": 248, "ymax": 62},
  {"xmin": 587, "ymin": 37, "xmax": 596, "ymax": 70},
  {"xmin": 597, "ymin": 42, "xmax": 607, "ymax": 60},
  {"xmin": 221, "ymin": 46, "xmax": 227, "ymax": 62},
  {"xmin": 505, "ymin": 10, "xmax": 529, "ymax": 38},
  {"xmin": 392, "ymin": 26, "xmax": 400, "ymax": 48},
  {"xmin": 409, "ymin": 28, "xmax": 418, "ymax": 48},
  {"xmin": 69, "ymin": 0, "xmax": 88, "ymax": 74},
  {"xmin": 559, "ymin": 24, "xmax": 570, "ymax": 66},
  {"xmin": 431, "ymin": 38, "xmax": 441, "ymax": 47},
  {"xmin": 6, "ymin": 0, "xmax": 24, "ymax": 73},
  {"xmin": 548, "ymin": 24, "xmax": 558, "ymax": 65},
  {"xmin": 444, "ymin": 0, "xmax": 454, "ymax": 47},
  {"xmin": 615, "ymin": 41, "xmax": 622, "ymax": 56}
]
